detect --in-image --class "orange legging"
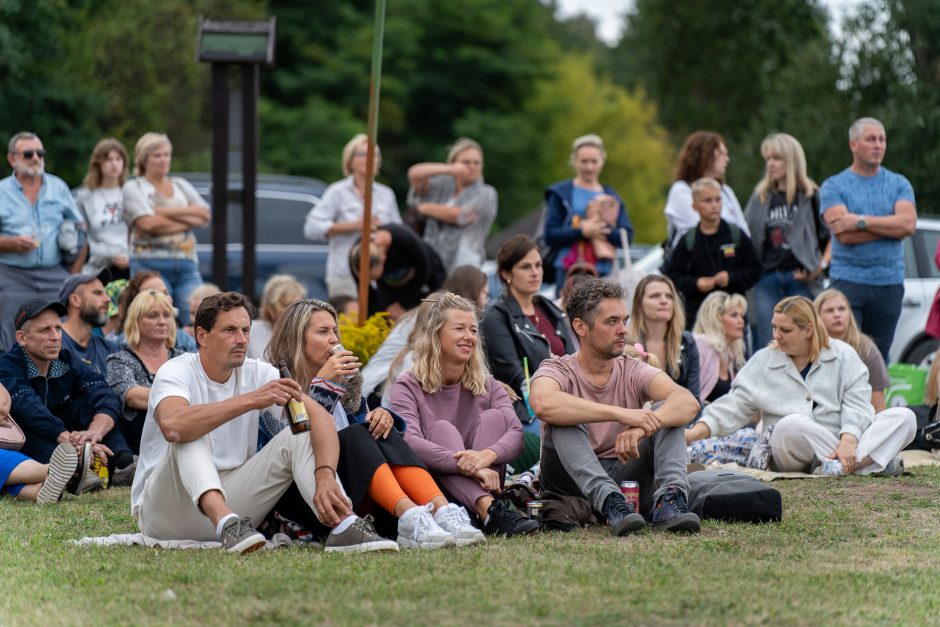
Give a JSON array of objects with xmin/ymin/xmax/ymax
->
[{"xmin": 367, "ymin": 464, "xmax": 444, "ymax": 514}]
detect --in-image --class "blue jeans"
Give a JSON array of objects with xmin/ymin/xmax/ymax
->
[
  {"xmin": 831, "ymin": 279, "xmax": 904, "ymax": 362},
  {"xmin": 753, "ymin": 270, "xmax": 812, "ymax": 350},
  {"xmin": 131, "ymin": 258, "xmax": 204, "ymax": 325}
]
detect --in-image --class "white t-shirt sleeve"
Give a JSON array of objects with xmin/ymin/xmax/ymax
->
[
  {"xmin": 149, "ymin": 354, "xmax": 196, "ymax": 415},
  {"xmin": 664, "ymin": 181, "xmax": 698, "ymax": 236}
]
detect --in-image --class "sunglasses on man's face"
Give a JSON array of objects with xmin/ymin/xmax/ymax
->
[{"xmin": 16, "ymin": 150, "xmax": 46, "ymax": 160}]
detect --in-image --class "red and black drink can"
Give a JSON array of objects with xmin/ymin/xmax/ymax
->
[{"xmin": 619, "ymin": 481, "xmax": 640, "ymax": 512}]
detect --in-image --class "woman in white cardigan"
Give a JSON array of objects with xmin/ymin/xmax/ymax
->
[{"xmin": 686, "ymin": 296, "xmax": 914, "ymax": 474}]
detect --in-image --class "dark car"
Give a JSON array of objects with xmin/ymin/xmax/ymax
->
[{"xmin": 179, "ymin": 173, "xmax": 330, "ymax": 300}]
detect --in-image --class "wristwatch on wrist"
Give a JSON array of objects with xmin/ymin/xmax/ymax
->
[{"xmin": 856, "ymin": 217, "xmax": 867, "ymax": 230}]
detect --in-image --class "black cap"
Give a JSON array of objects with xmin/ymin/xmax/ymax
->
[
  {"xmin": 14, "ymin": 298, "xmax": 68, "ymax": 331},
  {"xmin": 58, "ymin": 269, "xmax": 112, "ymax": 305}
]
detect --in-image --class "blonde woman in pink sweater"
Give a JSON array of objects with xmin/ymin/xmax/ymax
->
[{"xmin": 390, "ymin": 292, "xmax": 538, "ymax": 537}]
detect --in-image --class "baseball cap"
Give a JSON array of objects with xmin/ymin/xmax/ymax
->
[
  {"xmin": 58, "ymin": 269, "xmax": 112, "ymax": 305},
  {"xmin": 14, "ymin": 298, "xmax": 68, "ymax": 331}
]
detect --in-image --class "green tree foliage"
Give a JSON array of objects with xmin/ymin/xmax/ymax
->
[
  {"xmin": 260, "ymin": 0, "xmax": 673, "ymax": 239},
  {"xmin": 62, "ymin": 0, "xmax": 265, "ymax": 176},
  {"xmin": 837, "ymin": 0, "xmax": 940, "ymax": 213},
  {"xmin": 612, "ymin": 0, "xmax": 847, "ymax": 209},
  {"xmin": 0, "ymin": 0, "xmax": 101, "ymax": 184},
  {"xmin": 614, "ymin": 0, "xmax": 830, "ymax": 141}
]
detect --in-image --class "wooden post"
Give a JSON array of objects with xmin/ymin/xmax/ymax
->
[{"xmin": 357, "ymin": 0, "xmax": 387, "ymax": 325}]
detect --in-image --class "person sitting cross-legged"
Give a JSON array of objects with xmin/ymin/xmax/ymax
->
[
  {"xmin": 130, "ymin": 292, "xmax": 397, "ymax": 554},
  {"xmin": 529, "ymin": 278, "xmax": 702, "ymax": 535},
  {"xmin": 686, "ymin": 296, "xmax": 915, "ymax": 475},
  {"xmin": 0, "ymin": 383, "xmax": 80, "ymax": 503},
  {"xmin": 0, "ymin": 298, "xmax": 134, "ymax": 492},
  {"xmin": 389, "ymin": 292, "xmax": 539, "ymax": 537},
  {"xmin": 265, "ymin": 298, "xmax": 484, "ymax": 548}
]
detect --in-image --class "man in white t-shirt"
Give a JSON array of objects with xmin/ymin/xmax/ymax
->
[
  {"xmin": 530, "ymin": 279, "xmax": 702, "ymax": 536},
  {"xmin": 130, "ymin": 292, "xmax": 398, "ymax": 554}
]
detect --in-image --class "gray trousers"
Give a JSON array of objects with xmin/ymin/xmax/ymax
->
[{"xmin": 540, "ymin": 424, "xmax": 690, "ymax": 517}]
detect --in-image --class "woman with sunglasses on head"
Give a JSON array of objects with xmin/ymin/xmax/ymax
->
[
  {"xmin": 482, "ymin": 235, "xmax": 577, "ymax": 430},
  {"xmin": 75, "ymin": 138, "xmax": 131, "ymax": 280},
  {"xmin": 543, "ymin": 134, "xmax": 634, "ymax": 292},
  {"xmin": 687, "ymin": 296, "xmax": 914, "ymax": 475},
  {"xmin": 303, "ymin": 134, "xmax": 401, "ymax": 303},
  {"xmin": 628, "ymin": 275, "xmax": 700, "ymax": 402},
  {"xmin": 407, "ymin": 138, "xmax": 498, "ymax": 273},
  {"xmin": 390, "ymin": 293, "xmax": 538, "ymax": 537},
  {"xmin": 264, "ymin": 298, "xmax": 484, "ymax": 549}
]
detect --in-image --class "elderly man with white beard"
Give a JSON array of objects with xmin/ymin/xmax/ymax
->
[{"xmin": 0, "ymin": 132, "xmax": 86, "ymax": 349}]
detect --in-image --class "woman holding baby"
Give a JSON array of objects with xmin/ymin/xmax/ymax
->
[{"xmin": 543, "ymin": 134, "xmax": 634, "ymax": 292}]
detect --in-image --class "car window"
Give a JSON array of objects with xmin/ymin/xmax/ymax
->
[
  {"xmin": 257, "ymin": 198, "xmax": 315, "ymax": 245},
  {"xmin": 191, "ymin": 196, "xmax": 315, "ymax": 246},
  {"xmin": 904, "ymin": 234, "xmax": 919, "ymax": 279},
  {"xmin": 919, "ymin": 227, "xmax": 940, "ymax": 279}
]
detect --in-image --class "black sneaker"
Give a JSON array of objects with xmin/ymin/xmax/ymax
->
[
  {"xmin": 483, "ymin": 498, "xmax": 539, "ymax": 537},
  {"xmin": 603, "ymin": 492, "xmax": 646, "ymax": 536},
  {"xmin": 651, "ymin": 489, "xmax": 700, "ymax": 533}
]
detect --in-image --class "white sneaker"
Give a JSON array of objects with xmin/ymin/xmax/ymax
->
[
  {"xmin": 433, "ymin": 503, "xmax": 486, "ymax": 546},
  {"xmin": 397, "ymin": 504, "xmax": 455, "ymax": 549}
]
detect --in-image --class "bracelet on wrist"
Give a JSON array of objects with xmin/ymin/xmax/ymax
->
[{"xmin": 314, "ymin": 465, "xmax": 336, "ymax": 478}]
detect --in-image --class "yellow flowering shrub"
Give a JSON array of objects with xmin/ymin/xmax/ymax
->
[{"xmin": 337, "ymin": 312, "xmax": 392, "ymax": 367}]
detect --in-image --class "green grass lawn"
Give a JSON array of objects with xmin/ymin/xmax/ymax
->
[{"xmin": 3, "ymin": 468, "xmax": 940, "ymax": 626}]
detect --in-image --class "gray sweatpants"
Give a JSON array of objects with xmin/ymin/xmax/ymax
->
[{"xmin": 540, "ymin": 424, "xmax": 690, "ymax": 517}]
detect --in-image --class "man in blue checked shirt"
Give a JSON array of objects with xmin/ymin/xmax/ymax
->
[{"xmin": 0, "ymin": 132, "xmax": 86, "ymax": 349}]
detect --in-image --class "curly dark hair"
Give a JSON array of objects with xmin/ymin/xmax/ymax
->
[
  {"xmin": 675, "ymin": 131, "xmax": 726, "ymax": 184},
  {"xmin": 565, "ymin": 278, "xmax": 625, "ymax": 329}
]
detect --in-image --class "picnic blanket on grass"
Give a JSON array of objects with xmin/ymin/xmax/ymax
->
[
  {"xmin": 72, "ymin": 532, "xmax": 297, "ymax": 550},
  {"xmin": 692, "ymin": 449, "xmax": 938, "ymax": 481}
]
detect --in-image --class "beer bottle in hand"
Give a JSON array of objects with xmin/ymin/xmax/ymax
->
[{"xmin": 276, "ymin": 361, "xmax": 310, "ymax": 434}]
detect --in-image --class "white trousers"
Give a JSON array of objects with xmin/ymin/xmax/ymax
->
[
  {"xmin": 769, "ymin": 408, "xmax": 916, "ymax": 473},
  {"xmin": 138, "ymin": 427, "xmax": 339, "ymax": 541}
]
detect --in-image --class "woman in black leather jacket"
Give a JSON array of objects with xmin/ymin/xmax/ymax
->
[{"xmin": 481, "ymin": 235, "xmax": 577, "ymax": 432}]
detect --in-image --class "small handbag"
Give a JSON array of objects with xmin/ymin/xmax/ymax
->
[{"xmin": 0, "ymin": 417, "xmax": 26, "ymax": 451}]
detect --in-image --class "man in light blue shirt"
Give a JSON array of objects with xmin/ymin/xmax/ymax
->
[
  {"xmin": 820, "ymin": 117, "xmax": 917, "ymax": 361},
  {"xmin": 0, "ymin": 132, "xmax": 85, "ymax": 349}
]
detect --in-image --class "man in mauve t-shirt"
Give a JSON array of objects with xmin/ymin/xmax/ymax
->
[{"xmin": 530, "ymin": 279, "xmax": 702, "ymax": 535}]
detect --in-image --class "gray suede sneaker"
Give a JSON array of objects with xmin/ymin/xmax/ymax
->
[
  {"xmin": 220, "ymin": 516, "xmax": 266, "ymax": 554},
  {"xmin": 325, "ymin": 516, "xmax": 400, "ymax": 553}
]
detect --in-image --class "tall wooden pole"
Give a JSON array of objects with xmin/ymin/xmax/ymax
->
[{"xmin": 357, "ymin": 0, "xmax": 387, "ymax": 325}]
